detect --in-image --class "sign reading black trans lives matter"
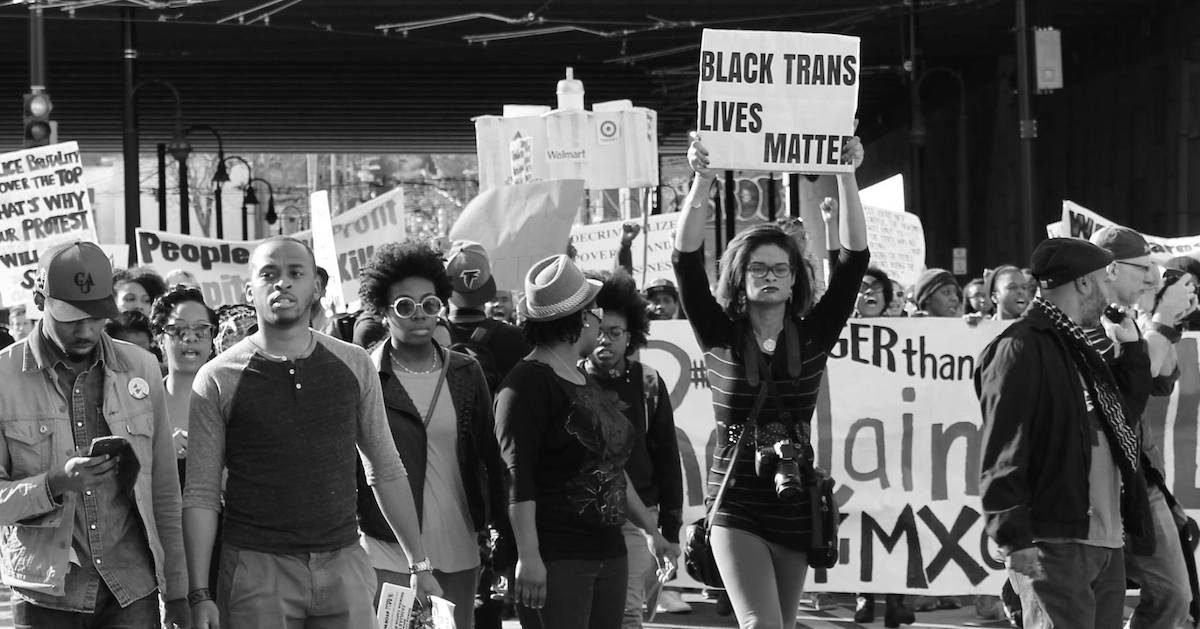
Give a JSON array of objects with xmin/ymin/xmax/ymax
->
[
  {"xmin": 0, "ymin": 142, "xmax": 98, "ymax": 306},
  {"xmin": 697, "ymin": 29, "xmax": 860, "ymax": 173}
]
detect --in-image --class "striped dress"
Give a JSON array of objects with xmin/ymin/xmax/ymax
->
[{"xmin": 673, "ymin": 246, "xmax": 869, "ymax": 550}]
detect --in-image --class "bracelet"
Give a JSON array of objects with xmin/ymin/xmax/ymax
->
[
  {"xmin": 409, "ymin": 558, "xmax": 433, "ymax": 574},
  {"xmin": 188, "ymin": 588, "xmax": 213, "ymax": 607}
]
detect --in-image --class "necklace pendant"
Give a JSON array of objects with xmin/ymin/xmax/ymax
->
[{"xmin": 761, "ymin": 337, "xmax": 777, "ymax": 352}]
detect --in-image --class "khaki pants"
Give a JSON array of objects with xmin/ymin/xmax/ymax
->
[{"xmin": 218, "ymin": 543, "xmax": 376, "ymax": 629}]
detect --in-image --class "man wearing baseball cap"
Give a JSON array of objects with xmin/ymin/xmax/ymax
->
[
  {"xmin": 0, "ymin": 240, "xmax": 189, "ymax": 627},
  {"xmin": 977, "ymin": 238, "xmax": 1155, "ymax": 629},
  {"xmin": 643, "ymin": 279, "xmax": 682, "ymax": 321},
  {"xmin": 444, "ymin": 240, "xmax": 530, "ymax": 393},
  {"xmin": 1090, "ymin": 226, "xmax": 1193, "ymax": 627}
]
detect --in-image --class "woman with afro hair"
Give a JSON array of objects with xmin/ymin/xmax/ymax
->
[
  {"xmin": 581, "ymin": 271, "xmax": 684, "ymax": 627},
  {"xmin": 355, "ymin": 240, "xmax": 512, "ymax": 629}
]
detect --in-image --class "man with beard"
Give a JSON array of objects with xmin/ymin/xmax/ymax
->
[
  {"xmin": 1088, "ymin": 226, "xmax": 1191, "ymax": 629},
  {"xmin": 977, "ymin": 237, "xmax": 1154, "ymax": 629},
  {"xmin": 583, "ymin": 272, "xmax": 684, "ymax": 625},
  {"xmin": 0, "ymin": 241, "xmax": 189, "ymax": 628},
  {"xmin": 183, "ymin": 236, "xmax": 439, "ymax": 628}
]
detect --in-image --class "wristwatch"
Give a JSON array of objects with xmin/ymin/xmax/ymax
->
[{"xmin": 409, "ymin": 558, "xmax": 433, "ymax": 574}]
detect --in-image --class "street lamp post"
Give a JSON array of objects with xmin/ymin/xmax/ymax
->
[
  {"xmin": 131, "ymin": 79, "xmax": 191, "ymax": 234},
  {"xmin": 187, "ymin": 124, "xmax": 227, "ymax": 239},
  {"xmin": 222, "ymin": 156, "xmax": 254, "ymax": 239},
  {"xmin": 246, "ymin": 177, "xmax": 278, "ymax": 239}
]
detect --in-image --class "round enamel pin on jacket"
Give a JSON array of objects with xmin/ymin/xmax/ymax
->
[{"xmin": 128, "ymin": 377, "xmax": 150, "ymax": 400}]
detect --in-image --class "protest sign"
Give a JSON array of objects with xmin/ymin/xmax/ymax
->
[
  {"xmin": 696, "ymin": 29, "xmax": 860, "ymax": 174},
  {"xmin": 307, "ymin": 190, "xmax": 345, "ymax": 310},
  {"xmin": 863, "ymin": 204, "xmax": 926, "ymax": 288},
  {"xmin": 135, "ymin": 229, "xmax": 255, "ymax": 307},
  {"xmin": 449, "ymin": 179, "xmax": 584, "ymax": 291},
  {"xmin": 570, "ymin": 214, "xmax": 679, "ymax": 286},
  {"xmin": 643, "ymin": 319, "xmax": 1200, "ymax": 594},
  {"xmin": 475, "ymin": 106, "xmax": 659, "ymax": 191},
  {"xmin": 1059, "ymin": 200, "xmax": 1200, "ymax": 262},
  {"xmin": 0, "ymin": 142, "xmax": 98, "ymax": 306}
]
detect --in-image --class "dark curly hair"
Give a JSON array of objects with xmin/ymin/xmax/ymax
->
[
  {"xmin": 105, "ymin": 310, "xmax": 154, "ymax": 345},
  {"xmin": 150, "ymin": 285, "xmax": 217, "ymax": 334},
  {"xmin": 358, "ymin": 240, "xmax": 453, "ymax": 317},
  {"xmin": 112, "ymin": 266, "xmax": 168, "ymax": 302},
  {"xmin": 523, "ymin": 312, "xmax": 587, "ymax": 347},
  {"xmin": 596, "ymin": 271, "xmax": 650, "ymax": 355}
]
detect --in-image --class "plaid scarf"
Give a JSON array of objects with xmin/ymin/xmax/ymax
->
[{"xmin": 1031, "ymin": 297, "xmax": 1141, "ymax": 478}]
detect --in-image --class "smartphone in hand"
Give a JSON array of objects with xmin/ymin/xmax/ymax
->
[{"xmin": 87, "ymin": 436, "xmax": 128, "ymax": 458}]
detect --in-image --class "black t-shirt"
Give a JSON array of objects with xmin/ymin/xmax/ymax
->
[{"xmin": 494, "ymin": 360, "xmax": 633, "ymax": 560}]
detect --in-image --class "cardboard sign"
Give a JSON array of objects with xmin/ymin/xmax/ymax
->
[
  {"xmin": 696, "ymin": 29, "xmax": 860, "ymax": 173},
  {"xmin": 863, "ymin": 204, "xmax": 927, "ymax": 288},
  {"xmin": 448, "ymin": 180, "xmax": 584, "ymax": 291},
  {"xmin": 0, "ymin": 142, "xmax": 99, "ymax": 306},
  {"xmin": 135, "ymin": 229, "xmax": 256, "ymax": 307},
  {"xmin": 1058, "ymin": 200, "xmax": 1200, "ymax": 262},
  {"xmin": 475, "ymin": 106, "xmax": 659, "ymax": 191},
  {"xmin": 643, "ymin": 319, "xmax": 1200, "ymax": 593}
]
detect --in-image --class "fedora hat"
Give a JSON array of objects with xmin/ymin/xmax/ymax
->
[{"xmin": 519, "ymin": 254, "xmax": 601, "ymax": 321}]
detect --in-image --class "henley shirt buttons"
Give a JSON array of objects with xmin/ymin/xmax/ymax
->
[
  {"xmin": 295, "ymin": 383, "xmax": 302, "ymax": 390},
  {"xmin": 289, "ymin": 369, "xmax": 295, "ymax": 375},
  {"xmin": 90, "ymin": 524, "xmax": 96, "ymax": 530},
  {"xmin": 85, "ymin": 490, "xmax": 92, "ymax": 496}
]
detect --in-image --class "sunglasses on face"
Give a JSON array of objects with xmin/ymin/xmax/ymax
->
[
  {"xmin": 748, "ymin": 262, "xmax": 794, "ymax": 279},
  {"xmin": 163, "ymin": 323, "xmax": 216, "ymax": 341},
  {"xmin": 392, "ymin": 295, "xmax": 443, "ymax": 319}
]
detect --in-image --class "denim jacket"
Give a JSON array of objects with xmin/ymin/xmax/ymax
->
[{"xmin": 0, "ymin": 326, "xmax": 186, "ymax": 601}]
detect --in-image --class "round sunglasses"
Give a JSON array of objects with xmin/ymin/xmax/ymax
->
[{"xmin": 392, "ymin": 295, "xmax": 443, "ymax": 319}]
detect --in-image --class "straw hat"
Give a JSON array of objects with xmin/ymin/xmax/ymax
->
[{"xmin": 518, "ymin": 254, "xmax": 601, "ymax": 321}]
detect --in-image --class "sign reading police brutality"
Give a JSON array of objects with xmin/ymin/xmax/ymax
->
[
  {"xmin": 697, "ymin": 29, "xmax": 860, "ymax": 173},
  {"xmin": 0, "ymin": 141, "xmax": 97, "ymax": 305}
]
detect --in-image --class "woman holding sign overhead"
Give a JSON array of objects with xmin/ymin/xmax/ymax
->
[{"xmin": 673, "ymin": 131, "xmax": 868, "ymax": 629}]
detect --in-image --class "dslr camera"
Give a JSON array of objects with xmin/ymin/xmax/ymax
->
[{"xmin": 755, "ymin": 439, "xmax": 807, "ymax": 503}]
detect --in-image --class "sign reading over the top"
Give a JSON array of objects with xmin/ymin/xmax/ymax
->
[
  {"xmin": 697, "ymin": 29, "xmax": 860, "ymax": 174},
  {"xmin": 0, "ymin": 141, "xmax": 98, "ymax": 306}
]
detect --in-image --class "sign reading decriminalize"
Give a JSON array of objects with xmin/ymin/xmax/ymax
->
[{"xmin": 696, "ymin": 29, "xmax": 860, "ymax": 174}]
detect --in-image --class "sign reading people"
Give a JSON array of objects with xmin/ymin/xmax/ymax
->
[
  {"xmin": 0, "ymin": 141, "xmax": 98, "ymax": 306},
  {"xmin": 697, "ymin": 29, "xmax": 860, "ymax": 173},
  {"xmin": 135, "ymin": 186, "xmax": 406, "ymax": 308}
]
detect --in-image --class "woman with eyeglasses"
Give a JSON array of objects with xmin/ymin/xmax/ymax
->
[
  {"xmin": 674, "ymin": 133, "xmax": 869, "ymax": 629},
  {"xmin": 150, "ymin": 285, "xmax": 218, "ymax": 481},
  {"xmin": 582, "ymin": 271, "xmax": 683, "ymax": 628},
  {"xmin": 356, "ymin": 241, "xmax": 511, "ymax": 629}
]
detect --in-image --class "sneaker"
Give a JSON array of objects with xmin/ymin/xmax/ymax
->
[{"xmin": 656, "ymin": 590, "xmax": 693, "ymax": 614}]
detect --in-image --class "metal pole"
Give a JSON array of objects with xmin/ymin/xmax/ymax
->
[
  {"xmin": 157, "ymin": 143, "xmax": 166, "ymax": 230},
  {"xmin": 121, "ymin": 9, "xmax": 139, "ymax": 267},
  {"xmin": 723, "ymin": 170, "xmax": 735, "ymax": 247},
  {"xmin": 1015, "ymin": 0, "xmax": 1037, "ymax": 259},
  {"xmin": 178, "ymin": 159, "xmax": 190, "ymax": 234},
  {"xmin": 956, "ymin": 95, "xmax": 970, "ymax": 265},
  {"xmin": 214, "ymin": 182, "xmax": 224, "ymax": 239},
  {"xmin": 29, "ymin": 8, "xmax": 45, "ymax": 91},
  {"xmin": 907, "ymin": 0, "xmax": 923, "ymax": 223}
]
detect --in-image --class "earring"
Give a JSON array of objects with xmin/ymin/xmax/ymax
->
[{"xmin": 738, "ymin": 292, "xmax": 747, "ymax": 311}]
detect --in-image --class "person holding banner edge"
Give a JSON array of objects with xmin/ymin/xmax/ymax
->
[{"xmin": 675, "ymin": 130, "xmax": 868, "ymax": 628}]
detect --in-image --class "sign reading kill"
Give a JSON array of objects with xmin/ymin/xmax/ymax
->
[
  {"xmin": 0, "ymin": 141, "xmax": 98, "ymax": 305},
  {"xmin": 697, "ymin": 29, "xmax": 860, "ymax": 173}
]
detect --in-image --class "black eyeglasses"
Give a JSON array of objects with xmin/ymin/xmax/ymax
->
[
  {"xmin": 748, "ymin": 262, "xmax": 794, "ymax": 279},
  {"xmin": 163, "ymin": 323, "xmax": 216, "ymax": 341},
  {"xmin": 598, "ymin": 326, "xmax": 627, "ymax": 340},
  {"xmin": 392, "ymin": 295, "xmax": 443, "ymax": 319}
]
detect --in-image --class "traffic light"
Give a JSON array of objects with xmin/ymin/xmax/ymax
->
[{"xmin": 22, "ymin": 92, "xmax": 53, "ymax": 148}]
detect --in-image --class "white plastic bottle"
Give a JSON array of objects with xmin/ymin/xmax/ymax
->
[{"xmin": 556, "ymin": 67, "xmax": 585, "ymax": 111}]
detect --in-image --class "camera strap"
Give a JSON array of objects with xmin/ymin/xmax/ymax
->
[{"xmin": 705, "ymin": 361, "xmax": 771, "ymax": 537}]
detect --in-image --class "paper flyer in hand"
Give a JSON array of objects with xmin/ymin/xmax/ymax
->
[{"xmin": 375, "ymin": 583, "xmax": 456, "ymax": 629}]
